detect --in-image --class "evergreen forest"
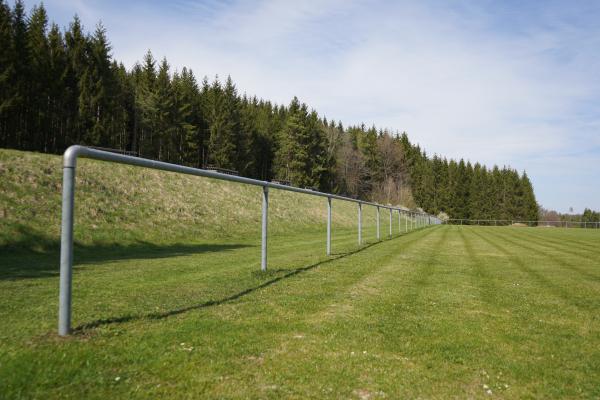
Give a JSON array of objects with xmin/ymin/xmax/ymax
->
[{"xmin": 0, "ymin": 1, "xmax": 540, "ymax": 221}]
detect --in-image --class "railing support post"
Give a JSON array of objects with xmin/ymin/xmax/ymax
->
[
  {"xmin": 405, "ymin": 211, "xmax": 408, "ymax": 232},
  {"xmin": 58, "ymin": 165, "xmax": 76, "ymax": 337},
  {"xmin": 261, "ymin": 186, "xmax": 269, "ymax": 271},
  {"xmin": 376, "ymin": 206, "xmax": 380, "ymax": 240},
  {"xmin": 389, "ymin": 208, "xmax": 393, "ymax": 238},
  {"xmin": 358, "ymin": 203, "xmax": 362, "ymax": 245},
  {"xmin": 327, "ymin": 197, "xmax": 332, "ymax": 256}
]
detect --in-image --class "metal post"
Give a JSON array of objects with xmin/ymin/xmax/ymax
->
[
  {"xmin": 376, "ymin": 206, "xmax": 380, "ymax": 240},
  {"xmin": 358, "ymin": 203, "xmax": 362, "ymax": 245},
  {"xmin": 261, "ymin": 186, "xmax": 268, "ymax": 271},
  {"xmin": 398, "ymin": 210, "xmax": 401, "ymax": 234},
  {"xmin": 326, "ymin": 197, "xmax": 332, "ymax": 256},
  {"xmin": 405, "ymin": 211, "xmax": 408, "ymax": 232},
  {"xmin": 58, "ymin": 165, "xmax": 76, "ymax": 336},
  {"xmin": 389, "ymin": 208, "xmax": 393, "ymax": 237}
]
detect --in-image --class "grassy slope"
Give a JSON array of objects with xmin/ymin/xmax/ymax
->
[
  {"xmin": 0, "ymin": 149, "xmax": 377, "ymax": 250},
  {"xmin": 1, "ymin": 150, "xmax": 599, "ymax": 398}
]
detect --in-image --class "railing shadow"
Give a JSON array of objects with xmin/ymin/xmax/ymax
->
[
  {"xmin": 72, "ymin": 240, "xmax": 386, "ymax": 334},
  {"xmin": 0, "ymin": 235, "xmax": 251, "ymax": 281}
]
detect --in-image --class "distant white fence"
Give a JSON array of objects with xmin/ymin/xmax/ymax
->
[{"xmin": 445, "ymin": 219, "xmax": 600, "ymax": 229}]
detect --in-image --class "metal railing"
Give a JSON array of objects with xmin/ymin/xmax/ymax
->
[
  {"xmin": 445, "ymin": 219, "xmax": 600, "ymax": 228},
  {"xmin": 58, "ymin": 145, "xmax": 441, "ymax": 335}
]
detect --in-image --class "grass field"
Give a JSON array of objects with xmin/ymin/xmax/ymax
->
[
  {"xmin": 1, "ymin": 225, "xmax": 599, "ymax": 399},
  {"xmin": 1, "ymin": 150, "xmax": 599, "ymax": 398}
]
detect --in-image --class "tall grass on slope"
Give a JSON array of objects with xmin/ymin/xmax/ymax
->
[{"xmin": 0, "ymin": 149, "xmax": 362, "ymax": 252}]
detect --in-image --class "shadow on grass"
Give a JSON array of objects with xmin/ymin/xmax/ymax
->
[
  {"xmin": 0, "ymin": 233, "xmax": 251, "ymax": 281},
  {"xmin": 73, "ymin": 229, "xmax": 437, "ymax": 334}
]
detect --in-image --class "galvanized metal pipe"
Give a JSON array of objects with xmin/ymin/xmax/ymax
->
[
  {"xmin": 327, "ymin": 197, "xmax": 332, "ymax": 256},
  {"xmin": 389, "ymin": 208, "xmax": 393, "ymax": 237},
  {"xmin": 58, "ymin": 165, "xmax": 76, "ymax": 336},
  {"xmin": 358, "ymin": 203, "xmax": 362, "ymax": 245},
  {"xmin": 60, "ymin": 146, "xmax": 406, "ymax": 210},
  {"xmin": 261, "ymin": 186, "xmax": 269, "ymax": 271},
  {"xmin": 376, "ymin": 206, "xmax": 380, "ymax": 240}
]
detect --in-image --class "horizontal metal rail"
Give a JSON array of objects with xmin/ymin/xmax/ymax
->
[{"xmin": 58, "ymin": 145, "xmax": 440, "ymax": 335}]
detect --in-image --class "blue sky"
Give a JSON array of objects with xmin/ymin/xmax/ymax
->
[{"xmin": 41, "ymin": 0, "xmax": 600, "ymax": 213}]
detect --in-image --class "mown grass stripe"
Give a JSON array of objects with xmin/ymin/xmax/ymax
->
[
  {"xmin": 487, "ymin": 228, "xmax": 600, "ymax": 283},
  {"xmin": 501, "ymin": 227, "xmax": 600, "ymax": 261},
  {"xmin": 523, "ymin": 229, "xmax": 600, "ymax": 251},
  {"xmin": 304, "ymin": 226, "xmax": 442, "ymax": 326},
  {"xmin": 472, "ymin": 228, "xmax": 599, "ymax": 311},
  {"xmin": 458, "ymin": 227, "xmax": 504, "ymax": 307}
]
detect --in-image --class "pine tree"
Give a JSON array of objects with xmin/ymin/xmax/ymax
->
[
  {"xmin": 520, "ymin": 172, "xmax": 538, "ymax": 223},
  {"xmin": 25, "ymin": 3, "xmax": 50, "ymax": 151},
  {"xmin": 445, "ymin": 159, "xmax": 459, "ymax": 217},
  {"xmin": 111, "ymin": 61, "xmax": 134, "ymax": 152},
  {"xmin": 64, "ymin": 15, "xmax": 89, "ymax": 145},
  {"xmin": 135, "ymin": 50, "xmax": 158, "ymax": 157},
  {"xmin": 154, "ymin": 57, "xmax": 175, "ymax": 160},
  {"xmin": 11, "ymin": 0, "xmax": 28, "ymax": 148},
  {"xmin": 205, "ymin": 76, "xmax": 240, "ymax": 169},
  {"xmin": 0, "ymin": 0, "xmax": 15, "ymax": 146},
  {"xmin": 274, "ymin": 97, "xmax": 310, "ymax": 186},
  {"xmin": 85, "ymin": 23, "xmax": 115, "ymax": 147},
  {"xmin": 172, "ymin": 67, "xmax": 200, "ymax": 165},
  {"xmin": 468, "ymin": 163, "xmax": 485, "ymax": 220},
  {"xmin": 47, "ymin": 22, "xmax": 67, "ymax": 152},
  {"xmin": 431, "ymin": 155, "xmax": 448, "ymax": 214}
]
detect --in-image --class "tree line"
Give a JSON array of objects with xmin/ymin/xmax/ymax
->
[
  {"xmin": 539, "ymin": 207, "xmax": 600, "ymax": 226},
  {"xmin": 0, "ymin": 1, "xmax": 539, "ymax": 220}
]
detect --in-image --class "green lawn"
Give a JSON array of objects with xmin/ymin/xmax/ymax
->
[{"xmin": 1, "ymin": 225, "xmax": 599, "ymax": 399}]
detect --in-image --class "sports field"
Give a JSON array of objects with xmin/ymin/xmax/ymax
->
[{"xmin": 1, "ymin": 224, "xmax": 599, "ymax": 399}]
